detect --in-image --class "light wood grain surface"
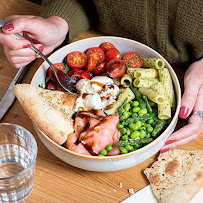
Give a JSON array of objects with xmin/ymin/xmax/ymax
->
[{"xmin": 0, "ymin": 1, "xmax": 202, "ymax": 203}]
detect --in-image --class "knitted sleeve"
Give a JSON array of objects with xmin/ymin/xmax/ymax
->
[{"xmin": 41, "ymin": 0, "xmax": 95, "ymax": 42}]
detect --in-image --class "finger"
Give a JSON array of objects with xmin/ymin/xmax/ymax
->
[
  {"xmin": 0, "ymin": 31, "xmax": 31, "ymax": 50},
  {"xmin": 5, "ymin": 15, "xmax": 35, "ymax": 23},
  {"xmin": 14, "ymin": 62, "xmax": 33, "ymax": 69},
  {"xmin": 179, "ymin": 62, "xmax": 203, "ymax": 119},
  {"xmin": 193, "ymin": 84, "xmax": 203, "ymax": 112}
]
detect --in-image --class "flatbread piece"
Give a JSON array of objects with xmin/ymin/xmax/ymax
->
[
  {"xmin": 144, "ymin": 149, "xmax": 203, "ymax": 203},
  {"xmin": 13, "ymin": 84, "xmax": 78, "ymax": 145}
]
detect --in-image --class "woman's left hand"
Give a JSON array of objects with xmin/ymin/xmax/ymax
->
[{"xmin": 161, "ymin": 59, "xmax": 203, "ymax": 153}]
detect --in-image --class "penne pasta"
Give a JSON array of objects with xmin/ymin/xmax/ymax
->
[
  {"xmin": 121, "ymin": 74, "xmax": 132, "ymax": 87},
  {"xmin": 126, "ymin": 68, "xmax": 142, "ymax": 79},
  {"xmin": 104, "ymin": 87, "xmax": 135, "ymax": 115},
  {"xmin": 158, "ymin": 99, "xmax": 171, "ymax": 119},
  {"xmin": 134, "ymin": 68, "xmax": 159, "ymax": 79},
  {"xmin": 133, "ymin": 78, "xmax": 159, "ymax": 88},
  {"xmin": 142, "ymin": 57, "xmax": 165, "ymax": 69},
  {"xmin": 158, "ymin": 68, "xmax": 176, "ymax": 107}
]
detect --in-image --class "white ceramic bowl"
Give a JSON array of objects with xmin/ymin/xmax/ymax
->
[{"xmin": 31, "ymin": 36, "xmax": 181, "ymax": 172}]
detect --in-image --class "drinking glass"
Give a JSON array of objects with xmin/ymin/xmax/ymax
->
[{"xmin": 0, "ymin": 123, "xmax": 37, "ymax": 203}]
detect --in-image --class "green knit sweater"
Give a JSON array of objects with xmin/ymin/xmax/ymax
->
[{"xmin": 42, "ymin": 0, "xmax": 203, "ymax": 64}]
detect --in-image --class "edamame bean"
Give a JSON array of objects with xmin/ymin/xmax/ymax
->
[
  {"xmin": 120, "ymin": 128, "xmax": 127, "ymax": 134},
  {"xmin": 125, "ymin": 145, "xmax": 133, "ymax": 151},
  {"xmin": 124, "ymin": 103, "xmax": 131, "ymax": 111},
  {"xmin": 132, "ymin": 101, "xmax": 139, "ymax": 107},
  {"xmin": 135, "ymin": 120, "xmax": 142, "ymax": 129},
  {"xmin": 138, "ymin": 108, "xmax": 147, "ymax": 115},
  {"xmin": 134, "ymin": 143, "xmax": 141, "ymax": 149},
  {"xmin": 119, "ymin": 116, "xmax": 125, "ymax": 122},
  {"xmin": 132, "ymin": 112, "xmax": 138, "ymax": 117},
  {"xmin": 139, "ymin": 130, "xmax": 146, "ymax": 138},
  {"xmin": 128, "ymin": 123, "xmax": 138, "ymax": 131},
  {"xmin": 130, "ymin": 131, "xmax": 140, "ymax": 139},
  {"xmin": 126, "ymin": 128, "xmax": 131, "ymax": 136},
  {"xmin": 120, "ymin": 147, "xmax": 128, "ymax": 154},
  {"xmin": 117, "ymin": 123, "xmax": 124, "ymax": 129},
  {"xmin": 132, "ymin": 107, "xmax": 140, "ymax": 113},
  {"xmin": 145, "ymin": 133, "xmax": 151, "ymax": 138},
  {"xmin": 147, "ymin": 118, "xmax": 154, "ymax": 124},
  {"xmin": 123, "ymin": 111, "xmax": 132, "ymax": 119},
  {"xmin": 121, "ymin": 135, "xmax": 129, "ymax": 141},
  {"xmin": 147, "ymin": 126, "xmax": 153, "ymax": 133}
]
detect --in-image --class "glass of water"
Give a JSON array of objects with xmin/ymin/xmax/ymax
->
[{"xmin": 0, "ymin": 123, "xmax": 37, "ymax": 203}]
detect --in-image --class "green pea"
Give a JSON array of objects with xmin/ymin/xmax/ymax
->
[
  {"xmin": 145, "ymin": 133, "xmax": 151, "ymax": 138},
  {"xmin": 147, "ymin": 126, "xmax": 153, "ymax": 133},
  {"xmin": 135, "ymin": 121, "xmax": 142, "ymax": 129},
  {"xmin": 132, "ymin": 112, "xmax": 138, "ymax": 117},
  {"xmin": 139, "ymin": 130, "xmax": 146, "ymax": 138},
  {"xmin": 128, "ymin": 123, "xmax": 138, "ymax": 131},
  {"xmin": 124, "ymin": 103, "xmax": 131, "ymax": 111},
  {"xmin": 120, "ymin": 147, "xmax": 128, "ymax": 154},
  {"xmin": 78, "ymin": 107, "xmax": 84, "ymax": 111},
  {"xmin": 138, "ymin": 108, "xmax": 147, "ymax": 115},
  {"xmin": 121, "ymin": 135, "xmax": 129, "ymax": 141},
  {"xmin": 106, "ymin": 144, "xmax": 113, "ymax": 151},
  {"xmin": 100, "ymin": 149, "xmax": 107, "ymax": 156},
  {"xmin": 130, "ymin": 131, "xmax": 140, "ymax": 139},
  {"xmin": 130, "ymin": 148, "xmax": 136, "ymax": 152},
  {"xmin": 132, "ymin": 107, "xmax": 140, "ymax": 113},
  {"xmin": 123, "ymin": 111, "xmax": 132, "ymax": 119},
  {"xmin": 148, "ymin": 118, "xmax": 154, "ymax": 124},
  {"xmin": 134, "ymin": 143, "xmax": 141, "ymax": 149},
  {"xmin": 98, "ymin": 154, "xmax": 104, "ymax": 157},
  {"xmin": 145, "ymin": 124, "xmax": 151, "ymax": 128},
  {"xmin": 132, "ymin": 101, "xmax": 139, "ymax": 107},
  {"xmin": 125, "ymin": 145, "xmax": 133, "ymax": 151},
  {"xmin": 141, "ymin": 121, "xmax": 145, "ymax": 126},
  {"xmin": 117, "ymin": 123, "xmax": 124, "ymax": 129},
  {"xmin": 119, "ymin": 116, "xmax": 125, "ymax": 122},
  {"xmin": 120, "ymin": 128, "xmax": 127, "ymax": 134}
]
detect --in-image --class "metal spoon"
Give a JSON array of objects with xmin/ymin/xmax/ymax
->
[{"xmin": 0, "ymin": 19, "xmax": 77, "ymax": 93}]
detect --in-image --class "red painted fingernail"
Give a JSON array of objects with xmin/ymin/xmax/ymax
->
[
  {"xmin": 3, "ymin": 23, "xmax": 14, "ymax": 31},
  {"xmin": 179, "ymin": 106, "xmax": 189, "ymax": 119},
  {"xmin": 23, "ymin": 44, "xmax": 31, "ymax": 48},
  {"xmin": 165, "ymin": 139, "xmax": 176, "ymax": 145},
  {"xmin": 160, "ymin": 148, "xmax": 170, "ymax": 153},
  {"xmin": 39, "ymin": 46, "xmax": 44, "ymax": 52}
]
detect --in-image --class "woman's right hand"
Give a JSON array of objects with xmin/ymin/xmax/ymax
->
[{"xmin": 0, "ymin": 15, "xmax": 69, "ymax": 68}]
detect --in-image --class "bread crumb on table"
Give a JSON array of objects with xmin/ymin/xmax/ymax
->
[
  {"xmin": 119, "ymin": 182, "xmax": 123, "ymax": 188},
  {"xmin": 128, "ymin": 189, "xmax": 135, "ymax": 195}
]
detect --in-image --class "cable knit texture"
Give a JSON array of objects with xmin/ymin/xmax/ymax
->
[{"xmin": 42, "ymin": 0, "xmax": 203, "ymax": 64}]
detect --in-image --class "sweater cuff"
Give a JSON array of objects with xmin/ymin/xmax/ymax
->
[{"xmin": 42, "ymin": 0, "xmax": 91, "ymax": 42}]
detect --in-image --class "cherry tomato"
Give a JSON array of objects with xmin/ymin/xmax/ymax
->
[
  {"xmin": 47, "ymin": 63, "xmax": 66, "ymax": 83},
  {"xmin": 68, "ymin": 69, "xmax": 79, "ymax": 76},
  {"xmin": 122, "ymin": 52, "xmax": 143, "ymax": 68},
  {"xmin": 67, "ymin": 51, "xmax": 87, "ymax": 69},
  {"xmin": 71, "ymin": 70, "xmax": 92, "ymax": 81},
  {"xmin": 99, "ymin": 42, "xmax": 115, "ymax": 52},
  {"xmin": 56, "ymin": 84, "xmax": 66, "ymax": 92},
  {"xmin": 93, "ymin": 61, "xmax": 107, "ymax": 75},
  {"xmin": 47, "ymin": 81, "xmax": 56, "ymax": 90},
  {"xmin": 85, "ymin": 56, "xmax": 97, "ymax": 72},
  {"xmin": 106, "ymin": 59, "xmax": 126, "ymax": 78},
  {"xmin": 86, "ymin": 47, "xmax": 105, "ymax": 65},
  {"xmin": 105, "ymin": 48, "xmax": 122, "ymax": 62}
]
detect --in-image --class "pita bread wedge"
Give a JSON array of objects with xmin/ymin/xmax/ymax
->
[
  {"xmin": 144, "ymin": 149, "xmax": 203, "ymax": 203},
  {"xmin": 13, "ymin": 84, "xmax": 78, "ymax": 145}
]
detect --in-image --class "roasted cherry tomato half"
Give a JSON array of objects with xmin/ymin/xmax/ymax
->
[
  {"xmin": 99, "ymin": 42, "xmax": 115, "ymax": 52},
  {"xmin": 68, "ymin": 69, "xmax": 79, "ymax": 76},
  {"xmin": 86, "ymin": 47, "xmax": 105, "ymax": 65},
  {"xmin": 47, "ymin": 80, "xmax": 57, "ymax": 90},
  {"xmin": 67, "ymin": 51, "xmax": 87, "ymax": 69},
  {"xmin": 71, "ymin": 70, "xmax": 92, "ymax": 81},
  {"xmin": 47, "ymin": 63, "xmax": 66, "ymax": 83},
  {"xmin": 85, "ymin": 56, "xmax": 97, "ymax": 72},
  {"xmin": 56, "ymin": 84, "xmax": 66, "ymax": 92},
  {"xmin": 107, "ymin": 59, "xmax": 126, "ymax": 78},
  {"xmin": 122, "ymin": 52, "xmax": 143, "ymax": 68},
  {"xmin": 93, "ymin": 61, "xmax": 107, "ymax": 75},
  {"xmin": 105, "ymin": 48, "xmax": 122, "ymax": 62}
]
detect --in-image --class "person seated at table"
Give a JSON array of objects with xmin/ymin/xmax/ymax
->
[{"xmin": 0, "ymin": 0, "xmax": 202, "ymax": 153}]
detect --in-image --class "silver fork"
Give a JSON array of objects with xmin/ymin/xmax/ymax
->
[{"xmin": 0, "ymin": 19, "xmax": 77, "ymax": 93}]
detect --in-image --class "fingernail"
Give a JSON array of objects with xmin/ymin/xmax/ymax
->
[
  {"xmin": 3, "ymin": 23, "xmax": 14, "ymax": 31},
  {"xmin": 165, "ymin": 139, "xmax": 176, "ymax": 145},
  {"xmin": 179, "ymin": 106, "xmax": 189, "ymax": 119},
  {"xmin": 160, "ymin": 148, "xmax": 170, "ymax": 153},
  {"xmin": 39, "ymin": 46, "xmax": 44, "ymax": 52},
  {"xmin": 23, "ymin": 44, "xmax": 31, "ymax": 48}
]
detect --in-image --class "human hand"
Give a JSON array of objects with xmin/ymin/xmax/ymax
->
[
  {"xmin": 0, "ymin": 15, "xmax": 68, "ymax": 68},
  {"xmin": 161, "ymin": 59, "xmax": 203, "ymax": 153}
]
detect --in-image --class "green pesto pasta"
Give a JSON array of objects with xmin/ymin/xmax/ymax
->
[
  {"xmin": 158, "ymin": 68, "xmax": 176, "ymax": 107},
  {"xmin": 142, "ymin": 57, "xmax": 165, "ymax": 69},
  {"xmin": 134, "ymin": 68, "xmax": 159, "ymax": 79},
  {"xmin": 121, "ymin": 74, "xmax": 132, "ymax": 87},
  {"xmin": 126, "ymin": 68, "xmax": 142, "ymax": 79},
  {"xmin": 104, "ymin": 87, "xmax": 135, "ymax": 115},
  {"xmin": 133, "ymin": 78, "xmax": 159, "ymax": 88}
]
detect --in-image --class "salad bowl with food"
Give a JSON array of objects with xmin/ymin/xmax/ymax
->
[{"xmin": 28, "ymin": 36, "xmax": 181, "ymax": 172}]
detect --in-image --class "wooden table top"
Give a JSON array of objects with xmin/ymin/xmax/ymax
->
[{"xmin": 0, "ymin": 1, "xmax": 202, "ymax": 203}]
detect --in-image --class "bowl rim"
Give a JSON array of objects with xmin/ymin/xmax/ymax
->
[{"xmin": 31, "ymin": 36, "xmax": 181, "ymax": 161}]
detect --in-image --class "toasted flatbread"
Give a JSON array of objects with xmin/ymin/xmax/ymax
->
[
  {"xmin": 144, "ymin": 149, "xmax": 203, "ymax": 203},
  {"xmin": 13, "ymin": 84, "xmax": 78, "ymax": 145}
]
